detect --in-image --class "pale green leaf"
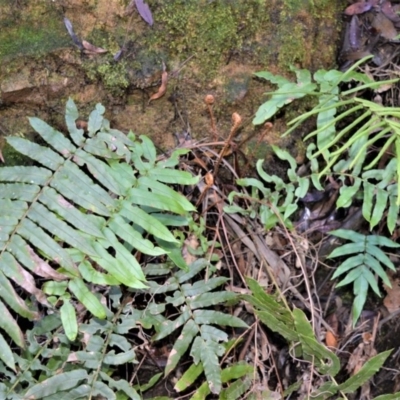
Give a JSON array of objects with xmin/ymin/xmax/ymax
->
[
  {"xmin": 166, "ymin": 319, "xmax": 199, "ymax": 375},
  {"xmin": 68, "ymin": 278, "xmax": 107, "ymax": 319},
  {"xmin": 74, "ymin": 149, "xmax": 123, "ymax": 195},
  {"xmin": 0, "ymin": 299, "xmax": 25, "ymax": 348},
  {"xmin": 352, "ymin": 276, "xmax": 368, "ymax": 325},
  {"xmin": 139, "ymin": 135, "xmax": 156, "ymax": 164},
  {"xmin": 336, "ymin": 266, "xmax": 363, "ymax": 288},
  {"xmin": 18, "ymin": 219, "xmax": 78, "ymax": 275},
  {"xmin": 174, "ymin": 362, "xmax": 204, "ymax": 392},
  {"xmin": 24, "ymin": 369, "xmax": 88, "ymax": 398},
  {"xmin": 366, "ymin": 245, "xmax": 396, "ymax": 271},
  {"xmin": 120, "ymin": 202, "xmax": 178, "ymax": 243},
  {"xmin": 109, "ymin": 215, "xmax": 165, "ymax": 256},
  {"xmin": 109, "ymin": 334, "xmax": 131, "ymax": 352},
  {"xmin": 329, "ymin": 229, "xmax": 366, "ymax": 243},
  {"xmin": 0, "ymin": 332, "xmax": 15, "ymax": 371},
  {"xmin": 60, "ymin": 301, "xmax": 78, "ymax": 341},
  {"xmin": 191, "ymin": 337, "xmax": 223, "ymax": 394},
  {"xmin": 190, "ymin": 381, "xmax": 211, "ymax": 400},
  {"xmin": 254, "ymin": 71, "xmax": 289, "ymax": 85},
  {"xmin": 127, "ymin": 187, "xmax": 186, "ymax": 214},
  {"xmin": 293, "ymin": 309, "xmax": 340, "ymax": 375},
  {"xmin": 220, "ymin": 377, "xmax": 251, "ymax": 400},
  {"xmin": 331, "ymin": 254, "xmax": 364, "ymax": 279},
  {"xmin": 29, "ymin": 117, "xmax": 76, "ymax": 157},
  {"xmin": 359, "ymin": 265, "xmax": 381, "ymax": 296},
  {"xmin": 0, "ymin": 165, "xmax": 52, "ymax": 185},
  {"xmin": 92, "ymin": 242, "xmax": 146, "ymax": 289},
  {"xmin": 87, "ymin": 103, "xmax": 105, "ymax": 136},
  {"xmin": 138, "ymin": 176, "xmax": 196, "ymax": 212},
  {"xmin": 99, "ymin": 372, "xmax": 141, "ymax": 400},
  {"xmin": 182, "ymin": 277, "xmax": 229, "ymax": 296},
  {"xmin": 29, "ymin": 202, "xmax": 97, "ymax": 256},
  {"xmin": 7, "ymin": 137, "xmax": 64, "ymax": 170},
  {"xmin": 148, "ymin": 167, "xmax": 199, "ymax": 185},
  {"xmin": 65, "ymin": 98, "xmax": 85, "ymax": 145},
  {"xmin": 193, "ymin": 310, "xmax": 248, "ymax": 328},
  {"xmin": 79, "ymin": 260, "xmax": 120, "ymax": 285},
  {"xmin": 221, "ymin": 363, "xmax": 254, "ymax": 382},
  {"xmin": 328, "ymin": 243, "xmax": 366, "ymax": 259},
  {"xmin": 387, "ymin": 193, "xmax": 399, "ymax": 234},
  {"xmin": 0, "ymin": 265, "xmax": 39, "ymax": 320},
  {"xmin": 363, "ymin": 253, "xmax": 391, "ymax": 287},
  {"xmin": 53, "ymin": 160, "xmax": 115, "ymax": 213},
  {"xmin": 372, "ymin": 393, "xmax": 400, "ymax": 400},
  {"xmin": 0, "ymin": 183, "xmax": 40, "ymax": 201},
  {"xmin": 189, "ymin": 291, "xmax": 237, "ymax": 309},
  {"xmin": 39, "ymin": 187, "xmax": 105, "ymax": 238},
  {"xmin": 91, "ymin": 381, "xmax": 116, "ymax": 400},
  {"xmin": 337, "ymin": 179, "xmax": 361, "ymax": 208},
  {"xmin": 366, "ymin": 235, "xmax": 400, "ymax": 248},
  {"xmin": 42, "ymin": 281, "xmax": 68, "ymax": 296},
  {"xmin": 200, "ymin": 325, "xmax": 228, "ymax": 342},
  {"xmin": 103, "ymin": 349, "xmax": 136, "ymax": 365},
  {"xmin": 153, "ymin": 309, "xmax": 191, "ymax": 341},
  {"xmin": 362, "ymin": 181, "xmax": 374, "ymax": 222},
  {"xmin": 176, "ymin": 259, "xmax": 209, "ymax": 283},
  {"xmin": 370, "ymin": 188, "xmax": 389, "ymax": 229}
]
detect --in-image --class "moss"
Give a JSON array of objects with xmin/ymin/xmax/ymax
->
[
  {"xmin": 84, "ymin": 59, "xmax": 130, "ymax": 95},
  {"xmin": 0, "ymin": 2, "xmax": 68, "ymax": 61},
  {"xmin": 147, "ymin": 0, "xmax": 267, "ymax": 79}
]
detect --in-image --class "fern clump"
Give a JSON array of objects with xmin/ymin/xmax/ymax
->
[{"xmin": 0, "ymin": 99, "xmax": 197, "ymax": 386}]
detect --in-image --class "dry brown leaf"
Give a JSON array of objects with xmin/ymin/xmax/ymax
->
[
  {"xmin": 182, "ymin": 234, "xmax": 199, "ymax": 266},
  {"xmin": 325, "ymin": 331, "xmax": 338, "ymax": 348},
  {"xmin": 148, "ymin": 63, "xmax": 168, "ymax": 104},
  {"xmin": 205, "ymin": 171, "xmax": 214, "ymax": 187},
  {"xmin": 82, "ymin": 40, "xmax": 108, "ymax": 55},
  {"xmin": 383, "ymin": 272, "xmax": 400, "ymax": 313}
]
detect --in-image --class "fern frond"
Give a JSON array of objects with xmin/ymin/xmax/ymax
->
[{"xmin": 0, "ymin": 98, "xmax": 197, "ymax": 364}]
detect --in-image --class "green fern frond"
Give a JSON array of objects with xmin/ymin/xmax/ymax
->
[
  {"xmin": 0, "ymin": 98, "xmax": 198, "ymax": 368},
  {"xmin": 148, "ymin": 258, "xmax": 248, "ymax": 395},
  {"xmin": 329, "ymin": 229, "xmax": 399, "ymax": 325}
]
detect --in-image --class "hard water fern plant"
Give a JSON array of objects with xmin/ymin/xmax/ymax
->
[
  {"xmin": 0, "ymin": 98, "xmax": 197, "ymax": 377},
  {"xmin": 144, "ymin": 258, "xmax": 249, "ymax": 396},
  {"xmin": 328, "ymin": 229, "xmax": 399, "ymax": 325},
  {"xmin": 253, "ymin": 56, "xmax": 400, "ymax": 233}
]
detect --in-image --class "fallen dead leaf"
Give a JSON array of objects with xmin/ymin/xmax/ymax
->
[
  {"xmin": 325, "ymin": 331, "xmax": 338, "ymax": 348},
  {"xmin": 383, "ymin": 271, "xmax": 400, "ymax": 313},
  {"xmin": 82, "ymin": 40, "xmax": 108, "ymax": 55},
  {"xmin": 148, "ymin": 62, "xmax": 168, "ymax": 104}
]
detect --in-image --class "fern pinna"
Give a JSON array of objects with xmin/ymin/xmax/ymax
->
[{"xmin": 0, "ymin": 99, "xmax": 196, "ymax": 371}]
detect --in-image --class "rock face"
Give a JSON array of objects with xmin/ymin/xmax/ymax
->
[{"xmin": 0, "ymin": 0, "xmax": 343, "ymax": 161}]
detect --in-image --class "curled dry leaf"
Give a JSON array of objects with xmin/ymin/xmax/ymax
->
[
  {"xmin": 344, "ymin": 1, "xmax": 373, "ymax": 16},
  {"xmin": 82, "ymin": 40, "xmax": 108, "ymax": 55},
  {"xmin": 148, "ymin": 63, "xmax": 168, "ymax": 104}
]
